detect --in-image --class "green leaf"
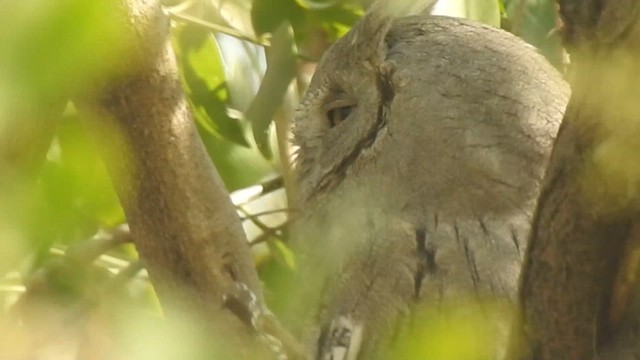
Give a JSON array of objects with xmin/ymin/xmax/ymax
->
[
  {"xmin": 173, "ymin": 23, "xmax": 275, "ymax": 190},
  {"xmin": 498, "ymin": 0, "xmax": 507, "ymax": 16},
  {"xmin": 251, "ymin": 0, "xmax": 362, "ymax": 51},
  {"xmin": 251, "ymin": 0, "xmax": 303, "ymax": 36},
  {"xmin": 247, "ymin": 22, "xmax": 297, "ymax": 159},
  {"xmin": 269, "ymin": 239, "xmax": 296, "ymax": 270},
  {"xmin": 174, "ymin": 25, "xmax": 250, "ymax": 147},
  {"xmin": 196, "ymin": 123, "xmax": 274, "ymax": 191},
  {"xmin": 390, "ymin": 299, "xmax": 512, "ymax": 360},
  {"xmin": 23, "ymin": 109, "xmax": 124, "ymax": 259},
  {"xmin": 0, "ymin": 0, "xmax": 127, "ymax": 106},
  {"xmin": 313, "ymin": 3, "xmax": 363, "ymax": 42},
  {"xmin": 57, "ymin": 112, "xmax": 124, "ymax": 227}
]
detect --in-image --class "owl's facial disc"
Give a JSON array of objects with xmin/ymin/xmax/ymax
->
[{"xmin": 294, "ymin": 62, "xmax": 396, "ymax": 204}]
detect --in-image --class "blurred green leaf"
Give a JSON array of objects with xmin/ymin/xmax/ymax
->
[
  {"xmin": 172, "ymin": 22, "xmax": 275, "ymax": 190},
  {"xmin": 251, "ymin": 0, "xmax": 361, "ymax": 57},
  {"xmin": 312, "ymin": 4, "xmax": 363, "ymax": 43},
  {"xmin": 196, "ymin": 123, "xmax": 274, "ymax": 191},
  {"xmin": 257, "ymin": 238, "xmax": 297, "ymax": 318},
  {"xmin": 390, "ymin": 300, "xmax": 512, "ymax": 360},
  {"xmin": 269, "ymin": 239, "xmax": 296, "ymax": 270},
  {"xmin": 498, "ymin": 0, "xmax": 507, "ymax": 15},
  {"xmin": 251, "ymin": 0, "xmax": 303, "ymax": 36},
  {"xmin": 0, "ymin": 0, "xmax": 128, "ymax": 264},
  {"xmin": 26, "ymin": 111, "xmax": 124, "ymax": 259},
  {"xmin": 57, "ymin": 112, "xmax": 124, "ymax": 226},
  {"xmin": 247, "ymin": 23, "xmax": 297, "ymax": 159},
  {"xmin": 174, "ymin": 25, "xmax": 250, "ymax": 147},
  {"xmin": 0, "ymin": 0, "xmax": 127, "ymax": 106}
]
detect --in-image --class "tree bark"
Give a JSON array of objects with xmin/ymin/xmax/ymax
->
[
  {"xmin": 511, "ymin": 1, "xmax": 640, "ymax": 359},
  {"xmin": 72, "ymin": 0, "xmax": 277, "ymax": 357}
]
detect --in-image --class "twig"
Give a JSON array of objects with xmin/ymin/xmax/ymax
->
[
  {"xmin": 166, "ymin": 10, "xmax": 271, "ymax": 47},
  {"xmin": 165, "ymin": 10, "xmax": 317, "ymax": 62},
  {"xmin": 65, "ymin": 224, "xmax": 132, "ymax": 266},
  {"xmin": 249, "ymin": 220, "xmax": 290, "ymax": 246},
  {"xmin": 232, "ymin": 176, "xmax": 285, "ymax": 206},
  {"xmin": 237, "ymin": 206, "xmax": 272, "ymax": 233},
  {"xmin": 239, "ymin": 208, "xmax": 294, "ymax": 221},
  {"xmin": 102, "ymin": 261, "xmax": 145, "ymax": 294}
]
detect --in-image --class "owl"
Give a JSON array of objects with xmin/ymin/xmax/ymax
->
[{"xmin": 286, "ymin": 4, "xmax": 568, "ymax": 359}]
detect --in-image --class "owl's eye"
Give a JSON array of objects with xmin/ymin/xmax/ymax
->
[{"xmin": 327, "ymin": 105, "xmax": 354, "ymax": 128}]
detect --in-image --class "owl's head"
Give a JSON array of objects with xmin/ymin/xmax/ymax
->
[{"xmin": 292, "ymin": 11, "xmax": 568, "ymax": 218}]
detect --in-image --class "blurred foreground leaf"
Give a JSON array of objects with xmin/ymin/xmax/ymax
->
[
  {"xmin": 247, "ymin": 23, "xmax": 297, "ymax": 159},
  {"xmin": 251, "ymin": 0, "xmax": 361, "ymax": 58},
  {"xmin": 0, "ymin": 0, "xmax": 127, "ymax": 107},
  {"xmin": 28, "ymin": 109, "xmax": 124, "ymax": 263},
  {"xmin": 391, "ymin": 299, "xmax": 512, "ymax": 360}
]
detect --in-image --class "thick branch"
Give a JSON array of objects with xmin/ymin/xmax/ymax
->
[
  {"xmin": 511, "ymin": 1, "xmax": 640, "ymax": 359},
  {"xmin": 72, "ymin": 0, "xmax": 273, "ymax": 357}
]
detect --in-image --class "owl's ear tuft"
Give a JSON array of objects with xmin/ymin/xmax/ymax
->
[{"xmin": 350, "ymin": 0, "xmax": 438, "ymax": 63}]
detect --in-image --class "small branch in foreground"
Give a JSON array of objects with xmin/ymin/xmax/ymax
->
[
  {"xmin": 232, "ymin": 176, "xmax": 285, "ymax": 206},
  {"xmin": 510, "ymin": 1, "xmax": 640, "ymax": 359},
  {"xmin": 66, "ymin": 224, "xmax": 132, "ymax": 266},
  {"xmin": 165, "ymin": 10, "xmax": 270, "ymax": 47},
  {"xmin": 239, "ymin": 208, "xmax": 293, "ymax": 221},
  {"xmin": 74, "ymin": 1, "xmax": 305, "ymax": 358},
  {"xmin": 102, "ymin": 261, "xmax": 145, "ymax": 294},
  {"xmin": 250, "ymin": 220, "xmax": 290, "ymax": 247},
  {"xmin": 165, "ymin": 10, "xmax": 317, "ymax": 62}
]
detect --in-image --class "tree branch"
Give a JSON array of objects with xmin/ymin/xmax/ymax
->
[
  {"xmin": 72, "ymin": 0, "xmax": 280, "ymax": 357},
  {"xmin": 511, "ymin": 1, "xmax": 640, "ymax": 358}
]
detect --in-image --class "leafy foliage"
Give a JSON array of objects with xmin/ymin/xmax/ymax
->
[
  {"xmin": 0, "ymin": 0, "xmax": 567, "ymax": 358},
  {"xmin": 174, "ymin": 24, "xmax": 250, "ymax": 147}
]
